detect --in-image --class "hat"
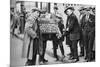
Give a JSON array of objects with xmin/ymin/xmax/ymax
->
[
  {"xmin": 32, "ymin": 8, "xmax": 42, "ymax": 13},
  {"xmin": 41, "ymin": 7, "xmax": 47, "ymax": 13},
  {"xmin": 92, "ymin": 7, "xmax": 95, "ymax": 11},
  {"xmin": 78, "ymin": 7, "xmax": 86, "ymax": 11},
  {"xmin": 56, "ymin": 14, "xmax": 62, "ymax": 19},
  {"xmin": 54, "ymin": 6, "xmax": 58, "ymax": 10},
  {"xmin": 64, "ymin": 7, "xmax": 74, "ymax": 14},
  {"xmin": 10, "ymin": 7, "xmax": 14, "ymax": 9},
  {"xmin": 85, "ymin": 7, "xmax": 92, "ymax": 11}
]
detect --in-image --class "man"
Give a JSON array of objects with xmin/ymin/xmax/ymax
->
[
  {"xmin": 20, "ymin": 5, "xmax": 26, "ymax": 33},
  {"xmin": 10, "ymin": 7, "xmax": 14, "ymax": 21},
  {"xmin": 56, "ymin": 15, "xmax": 65, "ymax": 61},
  {"xmin": 10, "ymin": 7, "xmax": 15, "ymax": 34},
  {"xmin": 88, "ymin": 7, "xmax": 95, "ymax": 61},
  {"xmin": 39, "ymin": 9, "xmax": 49, "ymax": 63},
  {"xmin": 51, "ymin": 6, "xmax": 63, "ymax": 61},
  {"xmin": 91, "ymin": 7, "xmax": 95, "ymax": 61},
  {"xmin": 11, "ymin": 9, "xmax": 20, "ymax": 35},
  {"xmin": 22, "ymin": 8, "xmax": 43, "ymax": 65},
  {"xmin": 50, "ymin": 14, "xmax": 65, "ymax": 61},
  {"xmin": 64, "ymin": 7, "xmax": 80, "ymax": 62},
  {"xmin": 40, "ymin": 7, "xmax": 60, "ymax": 61},
  {"xmin": 92, "ymin": 7, "xmax": 95, "ymax": 15},
  {"xmin": 81, "ymin": 7, "xmax": 95, "ymax": 62},
  {"xmin": 78, "ymin": 7, "xmax": 87, "ymax": 57}
]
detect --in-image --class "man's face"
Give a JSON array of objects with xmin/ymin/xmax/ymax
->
[
  {"xmin": 11, "ymin": 8, "xmax": 14, "ymax": 12},
  {"xmin": 34, "ymin": 11, "xmax": 40, "ymax": 18},
  {"xmin": 66, "ymin": 9, "xmax": 73, "ymax": 16},
  {"xmin": 54, "ymin": 9, "xmax": 57, "ymax": 13},
  {"xmin": 89, "ymin": 10, "xmax": 93, "ymax": 14},
  {"xmin": 80, "ymin": 10, "xmax": 84, "ymax": 14},
  {"xmin": 82, "ymin": 10, "xmax": 87, "ymax": 15},
  {"xmin": 93, "ymin": 10, "xmax": 95, "ymax": 14},
  {"xmin": 83, "ymin": 10, "xmax": 87, "ymax": 15},
  {"xmin": 86, "ymin": 11, "xmax": 90, "ymax": 15}
]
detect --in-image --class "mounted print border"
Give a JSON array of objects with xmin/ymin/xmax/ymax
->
[{"xmin": 10, "ymin": 0, "xmax": 95, "ymax": 66}]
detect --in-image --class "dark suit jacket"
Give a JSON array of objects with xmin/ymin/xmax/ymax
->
[
  {"xmin": 58, "ymin": 21, "xmax": 65, "ymax": 42},
  {"xmin": 88, "ymin": 14, "xmax": 95, "ymax": 31},
  {"xmin": 66, "ymin": 13, "xmax": 80, "ymax": 40},
  {"xmin": 81, "ymin": 14, "xmax": 95, "ymax": 32}
]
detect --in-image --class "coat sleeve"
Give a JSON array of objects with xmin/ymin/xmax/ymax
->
[
  {"xmin": 25, "ymin": 17, "xmax": 37, "ymax": 39},
  {"xmin": 68, "ymin": 16, "xmax": 76, "ymax": 32},
  {"xmin": 89, "ymin": 15, "xmax": 95, "ymax": 31},
  {"xmin": 25, "ymin": 14, "xmax": 36, "ymax": 29},
  {"xmin": 80, "ymin": 15, "xmax": 86, "ymax": 29},
  {"xmin": 61, "ymin": 23, "xmax": 64, "ymax": 34}
]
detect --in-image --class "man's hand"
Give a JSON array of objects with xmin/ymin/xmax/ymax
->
[
  {"xmin": 56, "ymin": 33, "xmax": 62, "ymax": 39},
  {"xmin": 63, "ymin": 28, "xmax": 69, "ymax": 32},
  {"xmin": 66, "ymin": 28, "xmax": 69, "ymax": 31}
]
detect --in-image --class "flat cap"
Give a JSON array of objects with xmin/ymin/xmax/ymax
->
[
  {"xmin": 85, "ymin": 7, "xmax": 93, "ymax": 11},
  {"xmin": 78, "ymin": 7, "xmax": 86, "ymax": 11},
  {"xmin": 54, "ymin": 6, "xmax": 58, "ymax": 10},
  {"xmin": 92, "ymin": 7, "xmax": 95, "ymax": 11},
  {"xmin": 32, "ymin": 7, "xmax": 42, "ymax": 13}
]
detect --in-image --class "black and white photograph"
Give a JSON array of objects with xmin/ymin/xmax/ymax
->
[{"xmin": 10, "ymin": 0, "xmax": 95, "ymax": 66}]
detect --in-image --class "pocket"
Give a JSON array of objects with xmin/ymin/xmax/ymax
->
[
  {"xmin": 70, "ymin": 33, "xmax": 80, "ymax": 40},
  {"xmin": 26, "ymin": 28, "xmax": 37, "ymax": 39}
]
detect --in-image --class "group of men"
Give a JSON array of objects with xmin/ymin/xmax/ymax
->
[
  {"xmin": 21, "ymin": 7, "xmax": 66, "ymax": 65},
  {"xmin": 10, "ymin": 5, "xmax": 95, "ymax": 65},
  {"xmin": 10, "ymin": 7, "xmax": 26, "ymax": 35},
  {"xmin": 65, "ymin": 6, "xmax": 95, "ymax": 62},
  {"xmin": 78, "ymin": 7, "xmax": 95, "ymax": 61}
]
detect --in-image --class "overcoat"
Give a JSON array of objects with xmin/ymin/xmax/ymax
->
[
  {"xmin": 22, "ymin": 13, "xmax": 43, "ymax": 60},
  {"xmin": 66, "ymin": 13, "xmax": 80, "ymax": 41}
]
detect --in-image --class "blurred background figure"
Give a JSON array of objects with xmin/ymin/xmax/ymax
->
[
  {"xmin": 10, "ymin": 8, "xmax": 20, "ymax": 36},
  {"xmin": 91, "ymin": 7, "xmax": 95, "ymax": 61},
  {"xmin": 51, "ymin": 6, "xmax": 63, "ymax": 61},
  {"xmin": 78, "ymin": 7, "xmax": 87, "ymax": 57},
  {"xmin": 10, "ymin": 7, "xmax": 15, "ymax": 31},
  {"xmin": 56, "ymin": 15, "xmax": 65, "ymax": 61},
  {"xmin": 19, "ymin": 4, "xmax": 27, "ymax": 34},
  {"xmin": 80, "ymin": 7, "xmax": 95, "ymax": 62}
]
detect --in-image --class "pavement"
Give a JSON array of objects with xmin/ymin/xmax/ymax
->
[{"xmin": 10, "ymin": 32, "xmax": 89, "ymax": 67}]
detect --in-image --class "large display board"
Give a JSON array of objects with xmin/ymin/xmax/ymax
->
[{"xmin": 39, "ymin": 18, "xmax": 59, "ymax": 33}]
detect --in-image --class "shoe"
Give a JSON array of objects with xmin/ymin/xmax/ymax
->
[
  {"xmin": 69, "ymin": 56, "xmax": 74, "ymax": 60},
  {"xmin": 73, "ymin": 58, "xmax": 79, "ymax": 62},
  {"xmin": 25, "ymin": 60, "xmax": 34, "ymax": 66},
  {"xmin": 62, "ymin": 55, "xmax": 65, "ymax": 59},
  {"xmin": 43, "ymin": 59, "xmax": 48, "ymax": 63},
  {"xmin": 61, "ymin": 55, "xmax": 65, "ymax": 61},
  {"xmin": 86, "ymin": 58, "xmax": 93, "ymax": 62},
  {"xmin": 84, "ymin": 57, "xmax": 88, "ymax": 60},
  {"xmin": 67, "ymin": 53, "xmax": 72, "ymax": 56},
  {"xmin": 56, "ymin": 57, "xmax": 59, "ymax": 61},
  {"xmin": 79, "ymin": 54, "xmax": 84, "ymax": 57},
  {"xmin": 85, "ymin": 59, "xmax": 89, "ymax": 62}
]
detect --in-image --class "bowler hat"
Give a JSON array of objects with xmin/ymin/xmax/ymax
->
[{"xmin": 64, "ymin": 7, "xmax": 74, "ymax": 14}]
